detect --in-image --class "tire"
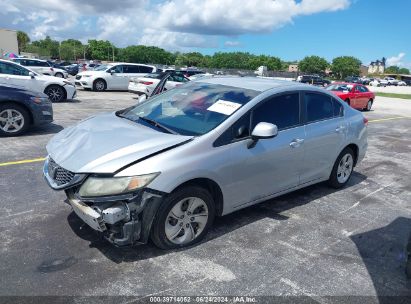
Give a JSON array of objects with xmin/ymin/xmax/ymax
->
[
  {"xmin": 364, "ymin": 99, "xmax": 373, "ymax": 111},
  {"xmin": 0, "ymin": 103, "xmax": 30, "ymax": 136},
  {"xmin": 150, "ymin": 186, "xmax": 215, "ymax": 250},
  {"xmin": 93, "ymin": 79, "xmax": 106, "ymax": 92},
  {"xmin": 328, "ymin": 147, "xmax": 355, "ymax": 189},
  {"xmin": 345, "ymin": 99, "xmax": 350, "ymax": 106},
  {"xmin": 45, "ymin": 85, "xmax": 66, "ymax": 102},
  {"xmin": 55, "ymin": 72, "xmax": 64, "ymax": 78}
]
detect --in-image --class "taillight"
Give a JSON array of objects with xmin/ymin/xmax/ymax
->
[
  {"xmin": 139, "ymin": 81, "xmax": 153, "ymax": 85},
  {"xmin": 363, "ymin": 117, "xmax": 368, "ymax": 125}
]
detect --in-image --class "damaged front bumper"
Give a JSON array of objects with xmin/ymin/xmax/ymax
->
[{"xmin": 43, "ymin": 157, "xmax": 165, "ymax": 247}]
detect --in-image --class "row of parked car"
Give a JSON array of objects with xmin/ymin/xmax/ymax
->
[{"xmin": 345, "ymin": 76, "xmax": 411, "ymax": 87}]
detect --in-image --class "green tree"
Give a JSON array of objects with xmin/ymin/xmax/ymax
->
[
  {"xmin": 17, "ymin": 31, "xmax": 30, "ymax": 53},
  {"xmin": 60, "ymin": 39, "xmax": 85, "ymax": 60},
  {"xmin": 385, "ymin": 66, "xmax": 400, "ymax": 74},
  {"xmin": 88, "ymin": 39, "xmax": 115, "ymax": 61},
  {"xmin": 398, "ymin": 68, "xmax": 410, "ymax": 75},
  {"xmin": 298, "ymin": 56, "xmax": 329, "ymax": 74},
  {"xmin": 331, "ymin": 56, "xmax": 361, "ymax": 79},
  {"xmin": 30, "ymin": 36, "xmax": 59, "ymax": 58}
]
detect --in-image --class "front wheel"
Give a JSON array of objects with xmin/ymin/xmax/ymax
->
[
  {"xmin": 93, "ymin": 79, "xmax": 106, "ymax": 92},
  {"xmin": 55, "ymin": 72, "xmax": 64, "ymax": 78},
  {"xmin": 150, "ymin": 186, "xmax": 215, "ymax": 249},
  {"xmin": 0, "ymin": 103, "xmax": 30, "ymax": 136},
  {"xmin": 328, "ymin": 147, "xmax": 355, "ymax": 189},
  {"xmin": 45, "ymin": 85, "xmax": 66, "ymax": 102}
]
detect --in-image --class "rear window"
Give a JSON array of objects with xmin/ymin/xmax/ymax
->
[{"xmin": 305, "ymin": 93, "xmax": 334, "ymax": 123}]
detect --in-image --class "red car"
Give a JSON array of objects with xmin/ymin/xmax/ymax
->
[{"xmin": 326, "ymin": 83, "xmax": 375, "ymax": 111}]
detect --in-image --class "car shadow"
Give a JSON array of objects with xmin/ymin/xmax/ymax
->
[
  {"xmin": 25, "ymin": 123, "xmax": 64, "ymax": 136},
  {"xmin": 350, "ymin": 217, "xmax": 411, "ymax": 302},
  {"xmin": 67, "ymin": 172, "xmax": 367, "ymax": 264}
]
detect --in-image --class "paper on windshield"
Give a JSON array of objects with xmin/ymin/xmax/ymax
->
[{"xmin": 207, "ymin": 100, "xmax": 242, "ymax": 115}]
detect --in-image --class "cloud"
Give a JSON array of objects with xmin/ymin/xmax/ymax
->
[
  {"xmin": 386, "ymin": 53, "xmax": 406, "ymax": 67},
  {"xmin": 0, "ymin": 0, "xmax": 351, "ymax": 49},
  {"xmin": 150, "ymin": 0, "xmax": 351, "ymax": 36},
  {"xmin": 139, "ymin": 29, "xmax": 218, "ymax": 51},
  {"xmin": 224, "ymin": 40, "xmax": 242, "ymax": 47}
]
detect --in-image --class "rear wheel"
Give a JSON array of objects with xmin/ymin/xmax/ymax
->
[
  {"xmin": 0, "ymin": 103, "xmax": 30, "ymax": 136},
  {"xmin": 328, "ymin": 147, "xmax": 355, "ymax": 189},
  {"xmin": 364, "ymin": 99, "xmax": 373, "ymax": 111},
  {"xmin": 150, "ymin": 186, "xmax": 215, "ymax": 249}
]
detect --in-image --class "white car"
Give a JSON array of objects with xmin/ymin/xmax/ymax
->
[
  {"xmin": 369, "ymin": 78, "xmax": 387, "ymax": 87},
  {"xmin": 128, "ymin": 72, "xmax": 189, "ymax": 96},
  {"xmin": 75, "ymin": 63, "xmax": 157, "ymax": 91},
  {"xmin": 0, "ymin": 59, "xmax": 76, "ymax": 102},
  {"xmin": 188, "ymin": 73, "xmax": 213, "ymax": 80},
  {"xmin": 397, "ymin": 80, "xmax": 407, "ymax": 86},
  {"xmin": 12, "ymin": 58, "xmax": 68, "ymax": 78},
  {"xmin": 384, "ymin": 77, "xmax": 399, "ymax": 86}
]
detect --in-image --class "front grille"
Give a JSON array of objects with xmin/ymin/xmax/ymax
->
[
  {"xmin": 48, "ymin": 158, "xmax": 75, "ymax": 186},
  {"xmin": 75, "ymin": 75, "xmax": 82, "ymax": 80}
]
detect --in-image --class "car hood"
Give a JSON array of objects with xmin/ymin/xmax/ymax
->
[
  {"xmin": 36, "ymin": 74, "xmax": 66, "ymax": 83},
  {"xmin": 46, "ymin": 112, "xmax": 193, "ymax": 174}
]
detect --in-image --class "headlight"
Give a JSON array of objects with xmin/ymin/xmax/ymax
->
[
  {"xmin": 78, "ymin": 173, "xmax": 159, "ymax": 197},
  {"xmin": 63, "ymin": 80, "xmax": 75, "ymax": 86},
  {"xmin": 30, "ymin": 96, "xmax": 50, "ymax": 104}
]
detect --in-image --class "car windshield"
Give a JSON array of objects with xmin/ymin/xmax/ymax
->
[
  {"xmin": 94, "ymin": 64, "xmax": 112, "ymax": 71},
  {"xmin": 121, "ymin": 82, "xmax": 259, "ymax": 136},
  {"xmin": 326, "ymin": 84, "xmax": 353, "ymax": 92}
]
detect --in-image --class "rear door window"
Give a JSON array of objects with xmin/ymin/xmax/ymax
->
[
  {"xmin": 124, "ymin": 65, "xmax": 140, "ymax": 73},
  {"xmin": 139, "ymin": 66, "xmax": 154, "ymax": 73},
  {"xmin": 304, "ymin": 92, "xmax": 334, "ymax": 123}
]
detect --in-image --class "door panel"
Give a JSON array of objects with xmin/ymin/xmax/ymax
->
[
  {"xmin": 300, "ymin": 117, "xmax": 346, "ymax": 183},
  {"xmin": 226, "ymin": 127, "xmax": 305, "ymax": 207}
]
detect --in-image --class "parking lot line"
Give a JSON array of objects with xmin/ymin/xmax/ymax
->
[
  {"xmin": 0, "ymin": 157, "xmax": 45, "ymax": 167},
  {"xmin": 368, "ymin": 116, "xmax": 410, "ymax": 123}
]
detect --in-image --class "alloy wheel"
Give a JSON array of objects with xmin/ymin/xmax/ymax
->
[
  {"xmin": 0, "ymin": 109, "xmax": 25, "ymax": 133},
  {"xmin": 95, "ymin": 80, "xmax": 105, "ymax": 91},
  {"xmin": 337, "ymin": 153, "xmax": 353, "ymax": 184},
  {"xmin": 47, "ymin": 86, "xmax": 64, "ymax": 102},
  {"xmin": 165, "ymin": 197, "xmax": 209, "ymax": 245}
]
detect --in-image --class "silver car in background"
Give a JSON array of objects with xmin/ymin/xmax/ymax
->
[{"xmin": 44, "ymin": 77, "xmax": 368, "ymax": 249}]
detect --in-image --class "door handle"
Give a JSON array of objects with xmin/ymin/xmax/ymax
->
[
  {"xmin": 335, "ymin": 126, "xmax": 346, "ymax": 133},
  {"xmin": 289, "ymin": 138, "xmax": 304, "ymax": 148}
]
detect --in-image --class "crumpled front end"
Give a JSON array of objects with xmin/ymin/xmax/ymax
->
[{"xmin": 43, "ymin": 156, "xmax": 164, "ymax": 246}]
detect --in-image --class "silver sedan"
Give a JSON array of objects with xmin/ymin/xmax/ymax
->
[{"xmin": 44, "ymin": 77, "xmax": 368, "ymax": 249}]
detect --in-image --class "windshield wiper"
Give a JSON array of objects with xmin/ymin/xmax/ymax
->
[{"xmin": 137, "ymin": 116, "xmax": 179, "ymax": 135}]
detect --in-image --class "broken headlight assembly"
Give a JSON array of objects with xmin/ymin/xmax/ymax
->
[{"xmin": 78, "ymin": 173, "xmax": 159, "ymax": 197}]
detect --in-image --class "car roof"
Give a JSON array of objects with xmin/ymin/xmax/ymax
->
[{"xmin": 196, "ymin": 76, "xmax": 305, "ymax": 92}]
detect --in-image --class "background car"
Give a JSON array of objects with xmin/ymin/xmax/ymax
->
[
  {"xmin": 384, "ymin": 77, "xmax": 399, "ymax": 86},
  {"xmin": 345, "ymin": 76, "xmax": 362, "ymax": 84},
  {"xmin": 398, "ymin": 80, "xmax": 407, "ymax": 86},
  {"xmin": 298, "ymin": 75, "xmax": 330, "ymax": 86},
  {"xmin": 0, "ymin": 84, "xmax": 53, "ymax": 136},
  {"xmin": 128, "ymin": 72, "xmax": 189, "ymax": 96},
  {"xmin": 75, "ymin": 63, "xmax": 157, "ymax": 91},
  {"xmin": 326, "ymin": 83, "xmax": 375, "ymax": 111},
  {"xmin": 12, "ymin": 58, "xmax": 68, "ymax": 78},
  {"xmin": 0, "ymin": 59, "xmax": 77, "ymax": 102},
  {"xmin": 369, "ymin": 78, "xmax": 388, "ymax": 87}
]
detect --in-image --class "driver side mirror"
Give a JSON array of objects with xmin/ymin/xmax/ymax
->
[
  {"xmin": 248, "ymin": 122, "xmax": 278, "ymax": 149},
  {"xmin": 29, "ymin": 72, "xmax": 35, "ymax": 79}
]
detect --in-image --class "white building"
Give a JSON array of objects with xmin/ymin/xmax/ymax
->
[
  {"xmin": 0, "ymin": 28, "xmax": 18, "ymax": 57},
  {"xmin": 368, "ymin": 58, "xmax": 386, "ymax": 74}
]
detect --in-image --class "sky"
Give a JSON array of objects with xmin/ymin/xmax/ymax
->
[{"xmin": 1, "ymin": 0, "xmax": 410, "ymax": 67}]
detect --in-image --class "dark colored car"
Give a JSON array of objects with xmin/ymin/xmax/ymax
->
[
  {"xmin": 0, "ymin": 84, "xmax": 53, "ymax": 136},
  {"xmin": 344, "ymin": 76, "xmax": 362, "ymax": 84},
  {"xmin": 63, "ymin": 64, "xmax": 80, "ymax": 76},
  {"xmin": 407, "ymin": 233, "xmax": 411, "ymax": 279},
  {"xmin": 299, "ymin": 75, "xmax": 331, "ymax": 86}
]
